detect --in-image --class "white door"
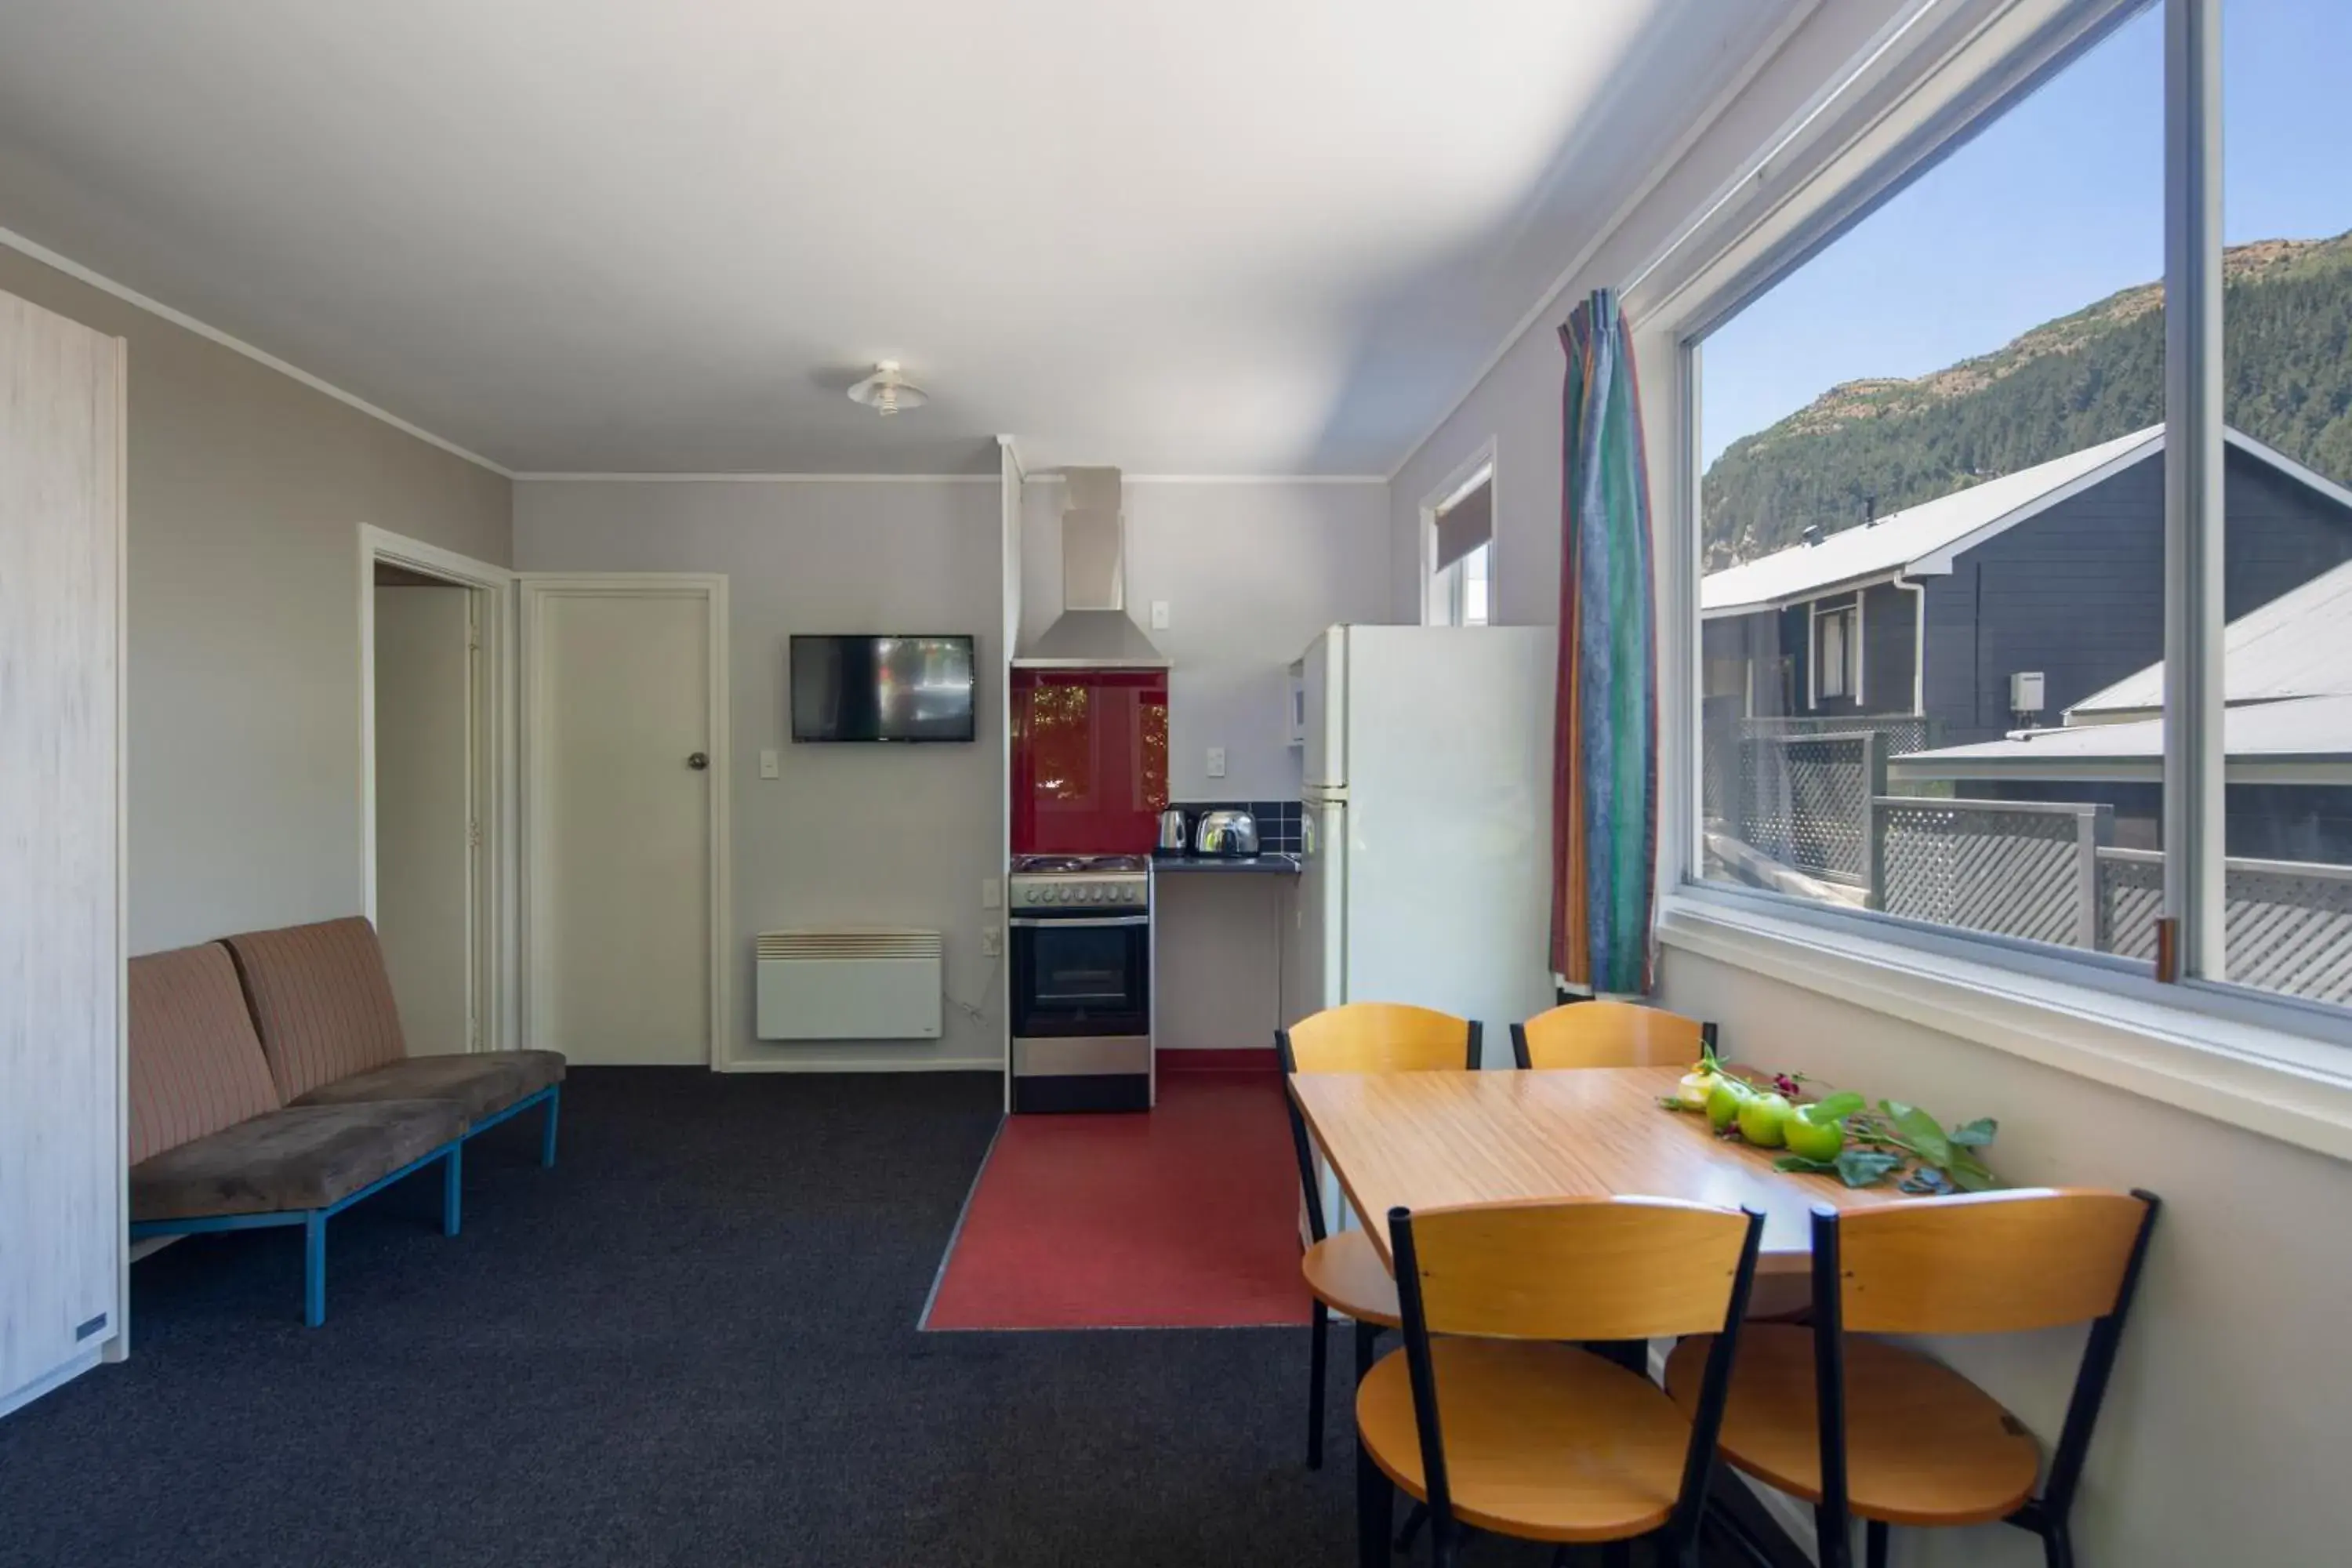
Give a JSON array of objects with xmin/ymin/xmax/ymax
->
[
  {"xmin": 0, "ymin": 289, "xmax": 123, "ymax": 1409},
  {"xmin": 1294, "ymin": 797, "xmax": 1347, "ymax": 1024},
  {"xmin": 374, "ymin": 582, "xmax": 475, "ymax": 1055},
  {"xmin": 524, "ymin": 582, "xmax": 720, "ymax": 1065}
]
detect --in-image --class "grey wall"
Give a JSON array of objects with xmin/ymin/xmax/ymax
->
[
  {"xmin": 1661, "ymin": 947, "xmax": 2352, "ymax": 1566},
  {"xmin": 0, "ymin": 245, "xmax": 512, "ymax": 955},
  {"xmin": 1021, "ymin": 480, "xmax": 1395, "ymax": 800},
  {"xmin": 514, "ymin": 478, "xmax": 1006, "ymax": 1070}
]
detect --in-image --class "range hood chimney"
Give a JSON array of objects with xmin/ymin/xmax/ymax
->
[{"xmin": 1014, "ymin": 466, "xmax": 1171, "ymax": 667}]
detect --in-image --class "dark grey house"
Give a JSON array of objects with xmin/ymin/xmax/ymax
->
[{"xmin": 1700, "ymin": 425, "xmax": 2352, "ymax": 749}]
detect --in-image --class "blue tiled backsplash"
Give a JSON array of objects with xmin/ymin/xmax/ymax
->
[{"xmin": 1173, "ymin": 800, "xmax": 1302, "ymax": 853}]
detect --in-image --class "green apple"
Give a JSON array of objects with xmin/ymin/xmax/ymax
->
[
  {"xmin": 1706, "ymin": 1077, "xmax": 1752, "ymax": 1131},
  {"xmin": 1783, "ymin": 1105, "xmax": 1846, "ymax": 1163},
  {"xmin": 1737, "ymin": 1093, "xmax": 1793, "ymax": 1149}
]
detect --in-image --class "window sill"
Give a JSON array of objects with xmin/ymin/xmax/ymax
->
[{"xmin": 1657, "ymin": 891, "xmax": 2352, "ymax": 1165}]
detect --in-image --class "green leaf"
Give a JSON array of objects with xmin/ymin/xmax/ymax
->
[
  {"xmin": 1948, "ymin": 1117, "xmax": 1998, "ymax": 1149},
  {"xmin": 1773, "ymin": 1154, "xmax": 1836, "ymax": 1174},
  {"xmin": 1900, "ymin": 1167, "xmax": 1955, "ymax": 1196},
  {"xmin": 1806, "ymin": 1091, "xmax": 1866, "ymax": 1123},
  {"xmin": 1880, "ymin": 1101, "xmax": 1955, "ymax": 1168},
  {"xmin": 1834, "ymin": 1150, "xmax": 1904, "ymax": 1189},
  {"xmin": 1946, "ymin": 1149, "xmax": 1999, "ymax": 1192}
]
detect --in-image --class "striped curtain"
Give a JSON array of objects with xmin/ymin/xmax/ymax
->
[{"xmin": 1552, "ymin": 289, "xmax": 1657, "ymax": 996}]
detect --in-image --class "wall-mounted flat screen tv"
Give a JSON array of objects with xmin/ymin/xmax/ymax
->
[{"xmin": 791, "ymin": 634, "xmax": 977, "ymax": 743}]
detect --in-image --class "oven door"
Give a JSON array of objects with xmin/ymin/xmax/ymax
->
[{"xmin": 1009, "ymin": 913, "xmax": 1151, "ymax": 1038}]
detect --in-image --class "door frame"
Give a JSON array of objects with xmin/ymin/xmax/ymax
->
[
  {"xmin": 358, "ymin": 524, "xmax": 516, "ymax": 1054},
  {"xmin": 517, "ymin": 574, "xmax": 731, "ymax": 1067}
]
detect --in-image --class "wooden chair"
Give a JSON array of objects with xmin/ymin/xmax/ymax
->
[
  {"xmin": 1277, "ymin": 1003, "xmax": 1480, "ymax": 1470},
  {"xmin": 1664, "ymin": 1188, "xmax": 2160, "ymax": 1568},
  {"xmin": 1359, "ymin": 1196, "xmax": 1766, "ymax": 1567},
  {"xmin": 1510, "ymin": 999, "xmax": 1714, "ymax": 1071}
]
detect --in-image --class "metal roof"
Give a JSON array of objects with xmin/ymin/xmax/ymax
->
[
  {"xmin": 1700, "ymin": 427, "xmax": 2159, "ymax": 615},
  {"xmin": 1891, "ymin": 693, "xmax": 2352, "ymax": 774},
  {"xmin": 2070, "ymin": 555, "xmax": 2352, "ymax": 717}
]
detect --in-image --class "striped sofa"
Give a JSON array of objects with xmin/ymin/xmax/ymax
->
[{"xmin": 128, "ymin": 918, "xmax": 566, "ymax": 1325}]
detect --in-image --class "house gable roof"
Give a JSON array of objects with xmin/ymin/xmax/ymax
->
[
  {"xmin": 1699, "ymin": 424, "xmax": 2352, "ymax": 619},
  {"xmin": 2070, "ymin": 554, "xmax": 2352, "ymax": 717}
]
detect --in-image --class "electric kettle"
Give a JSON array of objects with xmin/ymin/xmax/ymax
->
[{"xmin": 1156, "ymin": 806, "xmax": 1189, "ymax": 854}]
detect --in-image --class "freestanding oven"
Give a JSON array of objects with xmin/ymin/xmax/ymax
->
[{"xmin": 1007, "ymin": 855, "xmax": 1152, "ymax": 1112}]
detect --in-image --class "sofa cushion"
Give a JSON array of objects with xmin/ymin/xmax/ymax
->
[
  {"xmin": 129, "ymin": 1101, "xmax": 464, "ymax": 1222},
  {"xmin": 128, "ymin": 943, "xmax": 285, "ymax": 1166},
  {"xmin": 292, "ymin": 1050, "xmax": 567, "ymax": 1124},
  {"xmin": 224, "ymin": 916, "xmax": 408, "ymax": 1103}
]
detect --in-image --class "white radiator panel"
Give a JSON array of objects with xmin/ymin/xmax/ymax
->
[{"xmin": 754, "ymin": 928, "xmax": 943, "ymax": 1041}]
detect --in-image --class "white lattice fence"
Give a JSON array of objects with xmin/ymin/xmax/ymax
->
[
  {"xmin": 2100, "ymin": 848, "xmax": 2352, "ymax": 1005},
  {"xmin": 1872, "ymin": 799, "xmax": 2110, "ymax": 948},
  {"xmin": 1739, "ymin": 732, "xmax": 1884, "ymax": 886}
]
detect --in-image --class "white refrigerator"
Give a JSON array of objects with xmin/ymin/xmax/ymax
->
[{"xmin": 1294, "ymin": 624, "xmax": 1558, "ymax": 1071}]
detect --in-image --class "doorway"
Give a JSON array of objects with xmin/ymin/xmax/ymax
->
[
  {"xmin": 360, "ymin": 526, "xmax": 515, "ymax": 1056},
  {"xmin": 520, "ymin": 575, "xmax": 728, "ymax": 1067}
]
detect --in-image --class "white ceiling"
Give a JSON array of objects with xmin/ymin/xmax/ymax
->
[{"xmin": 0, "ymin": 1, "xmax": 1798, "ymax": 476}]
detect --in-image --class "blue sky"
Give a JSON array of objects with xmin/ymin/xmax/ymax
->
[{"xmin": 1700, "ymin": 0, "xmax": 2352, "ymax": 464}]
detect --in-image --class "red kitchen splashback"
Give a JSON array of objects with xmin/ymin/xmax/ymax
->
[{"xmin": 1011, "ymin": 668, "xmax": 1169, "ymax": 854}]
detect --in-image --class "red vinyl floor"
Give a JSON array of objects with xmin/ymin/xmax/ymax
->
[{"xmin": 922, "ymin": 1065, "xmax": 1312, "ymax": 1330}]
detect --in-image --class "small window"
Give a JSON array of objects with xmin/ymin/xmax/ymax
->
[
  {"xmin": 1426, "ymin": 463, "xmax": 1494, "ymax": 627},
  {"xmin": 1815, "ymin": 602, "xmax": 1857, "ymax": 703}
]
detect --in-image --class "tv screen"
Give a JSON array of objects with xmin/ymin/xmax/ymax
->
[{"xmin": 791, "ymin": 634, "xmax": 977, "ymax": 742}]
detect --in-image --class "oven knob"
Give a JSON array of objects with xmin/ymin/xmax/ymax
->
[
  {"xmin": 1047, "ymin": 887, "xmax": 1065, "ymax": 903},
  {"xmin": 1089, "ymin": 886, "xmax": 1105, "ymax": 902}
]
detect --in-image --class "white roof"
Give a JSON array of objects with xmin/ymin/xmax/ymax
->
[
  {"xmin": 1700, "ymin": 427, "xmax": 2159, "ymax": 615},
  {"xmin": 1893, "ymin": 693, "xmax": 2352, "ymax": 771},
  {"xmin": 2071, "ymin": 555, "xmax": 2352, "ymax": 715}
]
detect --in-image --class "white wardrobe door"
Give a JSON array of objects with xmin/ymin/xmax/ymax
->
[{"xmin": 0, "ymin": 289, "xmax": 125, "ymax": 1406}]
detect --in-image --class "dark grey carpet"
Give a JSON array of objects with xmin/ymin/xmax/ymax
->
[{"xmin": 0, "ymin": 1070, "xmax": 1749, "ymax": 1567}]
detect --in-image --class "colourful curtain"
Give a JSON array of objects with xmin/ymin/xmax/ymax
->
[{"xmin": 1552, "ymin": 289, "xmax": 1657, "ymax": 996}]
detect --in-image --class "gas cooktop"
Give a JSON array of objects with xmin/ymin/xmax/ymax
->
[{"xmin": 1010, "ymin": 855, "xmax": 1149, "ymax": 874}]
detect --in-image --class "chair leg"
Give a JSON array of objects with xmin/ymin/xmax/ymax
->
[
  {"xmin": 441, "ymin": 1142, "xmax": 463, "ymax": 1237},
  {"xmin": 1865, "ymin": 1519, "xmax": 1889, "ymax": 1568},
  {"xmin": 302, "ymin": 1211, "xmax": 328, "ymax": 1327},
  {"xmin": 1356, "ymin": 1430, "xmax": 1394, "ymax": 1568},
  {"xmin": 541, "ymin": 1085, "xmax": 561, "ymax": 1167},
  {"xmin": 2040, "ymin": 1521, "xmax": 2076, "ymax": 1568},
  {"xmin": 1815, "ymin": 1507, "xmax": 1853, "ymax": 1568},
  {"xmin": 1308, "ymin": 1306, "xmax": 1329, "ymax": 1468},
  {"xmin": 1355, "ymin": 1317, "xmax": 1377, "ymax": 1381},
  {"xmin": 1602, "ymin": 1541, "xmax": 1633, "ymax": 1568}
]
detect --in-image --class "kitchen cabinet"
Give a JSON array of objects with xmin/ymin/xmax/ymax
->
[{"xmin": 1152, "ymin": 872, "xmax": 1291, "ymax": 1054}]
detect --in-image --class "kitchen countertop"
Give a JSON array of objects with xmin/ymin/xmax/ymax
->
[{"xmin": 1152, "ymin": 853, "xmax": 1301, "ymax": 876}]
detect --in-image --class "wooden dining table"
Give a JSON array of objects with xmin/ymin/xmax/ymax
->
[{"xmin": 1287, "ymin": 1063, "xmax": 1913, "ymax": 1276}]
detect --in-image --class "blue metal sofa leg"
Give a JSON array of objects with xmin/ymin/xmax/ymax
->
[
  {"xmin": 303, "ymin": 1211, "xmax": 328, "ymax": 1328},
  {"xmin": 542, "ymin": 1084, "xmax": 561, "ymax": 1167},
  {"xmin": 442, "ymin": 1142, "xmax": 463, "ymax": 1237}
]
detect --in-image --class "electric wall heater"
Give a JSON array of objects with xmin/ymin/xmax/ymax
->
[{"xmin": 754, "ymin": 928, "xmax": 943, "ymax": 1040}]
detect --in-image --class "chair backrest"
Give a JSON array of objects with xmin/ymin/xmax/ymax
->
[
  {"xmin": 1392, "ymin": 1196, "xmax": 1757, "ymax": 1342},
  {"xmin": 1827, "ymin": 1188, "xmax": 2152, "ymax": 1335},
  {"xmin": 1511, "ymin": 999, "xmax": 1711, "ymax": 1070},
  {"xmin": 1279, "ymin": 1002, "xmax": 1479, "ymax": 1074},
  {"xmin": 1277, "ymin": 1004, "xmax": 1479, "ymax": 1242},
  {"xmin": 128, "ymin": 942, "xmax": 284, "ymax": 1164},
  {"xmin": 223, "ymin": 916, "xmax": 408, "ymax": 1102},
  {"xmin": 1389, "ymin": 1196, "xmax": 1765, "ymax": 1555},
  {"xmin": 1809, "ymin": 1188, "xmax": 2161, "ymax": 1541}
]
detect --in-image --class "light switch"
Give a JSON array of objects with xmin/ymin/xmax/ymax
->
[
  {"xmin": 759, "ymin": 749, "xmax": 780, "ymax": 779},
  {"xmin": 982, "ymin": 877, "xmax": 1000, "ymax": 909},
  {"xmin": 980, "ymin": 925, "xmax": 1002, "ymax": 958},
  {"xmin": 1207, "ymin": 746, "xmax": 1226, "ymax": 779},
  {"xmin": 1150, "ymin": 600, "xmax": 1171, "ymax": 630}
]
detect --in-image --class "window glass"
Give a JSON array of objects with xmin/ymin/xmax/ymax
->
[
  {"xmin": 1696, "ymin": 9, "xmax": 2169, "ymax": 965},
  {"xmin": 2213, "ymin": 0, "xmax": 2352, "ymax": 1005},
  {"xmin": 1428, "ymin": 470, "xmax": 1494, "ymax": 626}
]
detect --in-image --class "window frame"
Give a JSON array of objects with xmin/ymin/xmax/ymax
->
[
  {"xmin": 1421, "ymin": 440, "xmax": 1498, "ymax": 628},
  {"xmin": 1645, "ymin": 0, "xmax": 2352, "ymax": 1053}
]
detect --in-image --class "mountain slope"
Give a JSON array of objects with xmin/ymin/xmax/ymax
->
[{"xmin": 1702, "ymin": 232, "xmax": 2352, "ymax": 568}]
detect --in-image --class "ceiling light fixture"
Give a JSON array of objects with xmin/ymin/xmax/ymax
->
[{"xmin": 847, "ymin": 360, "xmax": 927, "ymax": 416}]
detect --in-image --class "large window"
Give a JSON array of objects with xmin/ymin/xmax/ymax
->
[{"xmin": 1688, "ymin": 0, "xmax": 2352, "ymax": 1021}]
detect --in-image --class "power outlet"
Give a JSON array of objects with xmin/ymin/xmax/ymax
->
[
  {"xmin": 1150, "ymin": 600, "xmax": 1171, "ymax": 630},
  {"xmin": 758, "ymin": 749, "xmax": 780, "ymax": 779},
  {"xmin": 1207, "ymin": 746, "xmax": 1226, "ymax": 779},
  {"xmin": 980, "ymin": 925, "xmax": 1002, "ymax": 958}
]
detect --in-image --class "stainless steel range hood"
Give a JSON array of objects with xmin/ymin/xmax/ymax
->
[{"xmin": 1014, "ymin": 466, "xmax": 1171, "ymax": 668}]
